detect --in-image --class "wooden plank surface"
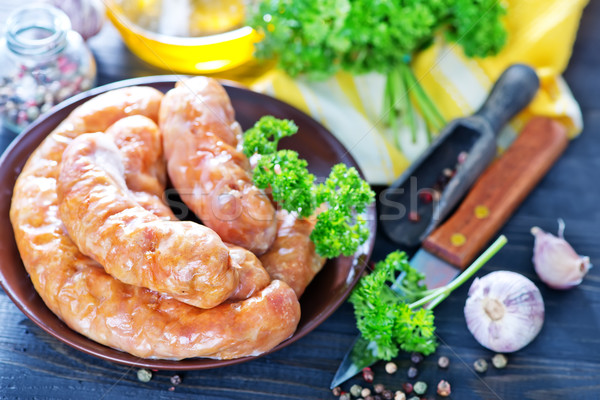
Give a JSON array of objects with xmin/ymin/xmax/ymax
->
[{"xmin": 1, "ymin": 2, "xmax": 600, "ymax": 399}]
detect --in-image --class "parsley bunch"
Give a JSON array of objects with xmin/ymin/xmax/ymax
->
[
  {"xmin": 250, "ymin": 0, "xmax": 507, "ymax": 145},
  {"xmin": 243, "ymin": 116, "xmax": 375, "ymax": 257},
  {"xmin": 349, "ymin": 251, "xmax": 437, "ymax": 358},
  {"xmin": 349, "ymin": 236, "xmax": 508, "ymax": 361}
]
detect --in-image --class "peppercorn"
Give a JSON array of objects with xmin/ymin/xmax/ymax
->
[
  {"xmin": 437, "ymin": 356, "xmax": 450, "ymax": 369},
  {"xmin": 436, "ymin": 380, "xmax": 451, "ymax": 397},
  {"xmin": 362, "ymin": 388, "xmax": 372, "ymax": 397},
  {"xmin": 474, "ymin": 358, "xmax": 488, "ymax": 373},
  {"xmin": 332, "ymin": 386, "xmax": 342, "ymax": 396},
  {"xmin": 407, "ymin": 366, "xmax": 418, "ymax": 379},
  {"xmin": 168, "ymin": 386, "xmax": 175, "ymax": 392},
  {"xmin": 382, "ymin": 389, "xmax": 394, "ymax": 400},
  {"xmin": 385, "ymin": 362, "xmax": 398, "ymax": 374},
  {"xmin": 402, "ymin": 382, "xmax": 413, "ymax": 394},
  {"xmin": 418, "ymin": 191, "xmax": 433, "ymax": 204},
  {"xmin": 394, "ymin": 391, "xmax": 406, "ymax": 400},
  {"xmin": 413, "ymin": 381, "xmax": 427, "ymax": 396},
  {"xmin": 374, "ymin": 383, "xmax": 385, "ymax": 393},
  {"xmin": 362, "ymin": 367, "xmax": 375, "ymax": 383},
  {"xmin": 350, "ymin": 384, "xmax": 363, "ymax": 397},
  {"xmin": 136, "ymin": 369, "xmax": 152, "ymax": 383},
  {"xmin": 170, "ymin": 374, "xmax": 182, "ymax": 386},
  {"xmin": 365, "ymin": 396, "xmax": 375, "ymax": 400},
  {"xmin": 408, "ymin": 211, "xmax": 420, "ymax": 222},
  {"xmin": 410, "ymin": 353, "xmax": 424, "ymax": 364},
  {"xmin": 340, "ymin": 393, "xmax": 351, "ymax": 400},
  {"xmin": 492, "ymin": 353, "xmax": 508, "ymax": 369}
]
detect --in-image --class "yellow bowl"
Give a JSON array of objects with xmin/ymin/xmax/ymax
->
[{"xmin": 105, "ymin": 1, "xmax": 261, "ymax": 74}]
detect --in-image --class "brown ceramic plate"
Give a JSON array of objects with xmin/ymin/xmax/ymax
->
[{"xmin": 0, "ymin": 76, "xmax": 376, "ymax": 370}]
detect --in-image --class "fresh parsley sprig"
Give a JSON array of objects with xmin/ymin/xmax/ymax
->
[
  {"xmin": 243, "ymin": 117, "xmax": 375, "ymax": 258},
  {"xmin": 349, "ymin": 236, "xmax": 508, "ymax": 360}
]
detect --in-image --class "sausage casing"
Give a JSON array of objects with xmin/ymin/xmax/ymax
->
[{"xmin": 160, "ymin": 77, "xmax": 277, "ymax": 255}]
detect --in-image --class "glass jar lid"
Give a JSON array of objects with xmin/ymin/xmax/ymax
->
[{"xmin": 5, "ymin": 4, "xmax": 72, "ymax": 57}]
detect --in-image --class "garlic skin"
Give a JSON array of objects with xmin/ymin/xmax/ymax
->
[
  {"xmin": 464, "ymin": 271, "xmax": 544, "ymax": 353},
  {"xmin": 43, "ymin": 0, "xmax": 105, "ymax": 40},
  {"xmin": 531, "ymin": 219, "xmax": 592, "ymax": 290}
]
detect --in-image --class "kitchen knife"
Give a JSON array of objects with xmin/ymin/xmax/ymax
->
[
  {"xmin": 381, "ymin": 64, "xmax": 540, "ymax": 248},
  {"xmin": 331, "ymin": 117, "xmax": 569, "ymax": 389}
]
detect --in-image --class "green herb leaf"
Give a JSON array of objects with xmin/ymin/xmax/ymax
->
[
  {"xmin": 254, "ymin": 150, "xmax": 317, "ymax": 217},
  {"xmin": 243, "ymin": 117, "xmax": 374, "ymax": 258},
  {"xmin": 311, "ymin": 164, "xmax": 375, "ymax": 258},
  {"xmin": 349, "ymin": 250, "xmax": 436, "ymax": 359},
  {"xmin": 242, "ymin": 116, "xmax": 298, "ymax": 158}
]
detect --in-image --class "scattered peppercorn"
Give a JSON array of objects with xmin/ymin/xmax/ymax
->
[
  {"xmin": 136, "ymin": 369, "xmax": 152, "ymax": 383},
  {"xmin": 410, "ymin": 353, "xmax": 424, "ymax": 364},
  {"xmin": 365, "ymin": 396, "xmax": 375, "ymax": 400},
  {"xmin": 407, "ymin": 366, "xmax": 418, "ymax": 379},
  {"xmin": 436, "ymin": 380, "xmax": 451, "ymax": 397},
  {"xmin": 170, "ymin": 374, "xmax": 182, "ymax": 386},
  {"xmin": 408, "ymin": 210, "xmax": 420, "ymax": 222},
  {"xmin": 362, "ymin": 388, "xmax": 372, "ymax": 397},
  {"xmin": 362, "ymin": 367, "xmax": 375, "ymax": 383},
  {"xmin": 350, "ymin": 384, "xmax": 363, "ymax": 397},
  {"xmin": 402, "ymin": 382, "xmax": 413, "ymax": 394},
  {"xmin": 385, "ymin": 362, "xmax": 398, "ymax": 374},
  {"xmin": 413, "ymin": 381, "xmax": 427, "ymax": 396},
  {"xmin": 382, "ymin": 389, "xmax": 394, "ymax": 400},
  {"xmin": 394, "ymin": 391, "xmax": 406, "ymax": 400},
  {"xmin": 340, "ymin": 393, "xmax": 351, "ymax": 400},
  {"xmin": 373, "ymin": 396, "xmax": 383, "ymax": 400},
  {"xmin": 168, "ymin": 386, "xmax": 175, "ymax": 392},
  {"xmin": 492, "ymin": 353, "xmax": 508, "ymax": 369},
  {"xmin": 437, "ymin": 356, "xmax": 450, "ymax": 369},
  {"xmin": 374, "ymin": 383, "xmax": 385, "ymax": 393},
  {"xmin": 332, "ymin": 387, "xmax": 342, "ymax": 396},
  {"xmin": 418, "ymin": 191, "xmax": 433, "ymax": 204},
  {"xmin": 474, "ymin": 358, "xmax": 488, "ymax": 373},
  {"xmin": 457, "ymin": 151, "xmax": 468, "ymax": 164}
]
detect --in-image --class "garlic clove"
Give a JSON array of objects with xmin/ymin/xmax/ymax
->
[
  {"xmin": 531, "ymin": 219, "xmax": 592, "ymax": 290},
  {"xmin": 464, "ymin": 271, "xmax": 544, "ymax": 353}
]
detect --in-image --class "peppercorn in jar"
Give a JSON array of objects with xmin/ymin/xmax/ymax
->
[{"xmin": 0, "ymin": 4, "xmax": 96, "ymax": 133}]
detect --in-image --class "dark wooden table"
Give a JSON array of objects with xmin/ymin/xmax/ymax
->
[{"xmin": 1, "ymin": 3, "xmax": 600, "ymax": 400}]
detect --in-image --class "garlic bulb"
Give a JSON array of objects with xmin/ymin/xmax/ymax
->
[
  {"xmin": 531, "ymin": 219, "xmax": 592, "ymax": 290},
  {"xmin": 43, "ymin": 0, "xmax": 105, "ymax": 40},
  {"xmin": 464, "ymin": 271, "xmax": 544, "ymax": 353}
]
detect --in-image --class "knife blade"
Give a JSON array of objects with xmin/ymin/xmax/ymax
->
[{"xmin": 331, "ymin": 117, "xmax": 569, "ymax": 389}]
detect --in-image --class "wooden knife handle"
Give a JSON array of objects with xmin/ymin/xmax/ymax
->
[{"xmin": 422, "ymin": 117, "xmax": 568, "ymax": 269}]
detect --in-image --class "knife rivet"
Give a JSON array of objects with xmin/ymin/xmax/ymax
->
[
  {"xmin": 450, "ymin": 233, "xmax": 466, "ymax": 247},
  {"xmin": 474, "ymin": 205, "xmax": 490, "ymax": 219}
]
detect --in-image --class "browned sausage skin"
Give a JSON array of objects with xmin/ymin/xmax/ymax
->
[
  {"xmin": 260, "ymin": 210, "xmax": 327, "ymax": 298},
  {"xmin": 10, "ymin": 86, "xmax": 301, "ymax": 360},
  {"xmin": 57, "ymin": 132, "xmax": 239, "ymax": 308},
  {"xmin": 160, "ymin": 77, "xmax": 277, "ymax": 255}
]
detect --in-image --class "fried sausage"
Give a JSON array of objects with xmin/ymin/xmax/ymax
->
[
  {"xmin": 106, "ymin": 115, "xmax": 174, "ymax": 220},
  {"xmin": 106, "ymin": 115, "xmax": 270, "ymax": 304},
  {"xmin": 260, "ymin": 210, "xmax": 327, "ymax": 298},
  {"xmin": 11, "ymin": 86, "xmax": 300, "ymax": 360},
  {"xmin": 159, "ymin": 77, "xmax": 277, "ymax": 255},
  {"xmin": 57, "ymin": 132, "xmax": 239, "ymax": 309}
]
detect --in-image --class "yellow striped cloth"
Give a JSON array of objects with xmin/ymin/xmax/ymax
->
[{"xmin": 249, "ymin": 0, "xmax": 588, "ymax": 184}]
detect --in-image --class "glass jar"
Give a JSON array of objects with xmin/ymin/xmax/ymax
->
[{"xmin": 0, "ymin": 4, "xmax": 97, "ymax": 133}]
